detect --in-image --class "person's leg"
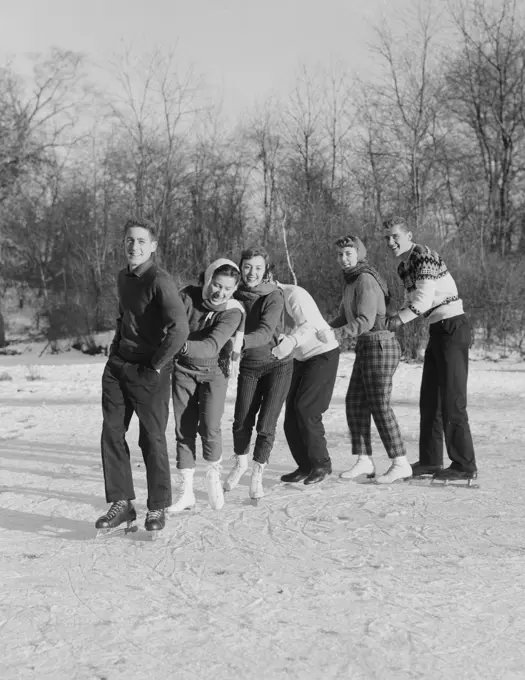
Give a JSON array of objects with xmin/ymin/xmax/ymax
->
[
  {"xmin": 283, "ymin": 360, "xmax": 311, "ymax": 475},
  {"xmin": 339, "ymin": 342, "xmax": 376, "ymax": 479},
  {"xmin": 199, "ymin": 374, "xmax": 229, "ymax": 463},
  {"xmin": 295, "ymin": 349, "xmax": 339, "ymax": 474},
  {"xmin": 225, "ymin": 366, "xmax": 262, "ymax": 491},
  {"xmin": 434, "ymin": 316, "xmax": 477, "ymax": 474},
  {"xmin": 172, "ymin": 369, "xmax": 199, "ymax": 469},
  {"xmin": 252, "ymin": 361, "xmax": 294, "ymax": 464},
  {"xmin": 232, "ymin": 367, "xmax": 263, "ymax": 455},
  {"xmin": 345, "ymin": 345, "xmax": 372, "ymax": 458},
  {"xmin": 199, "ymin": 374, "xmax": 229, "ymax": 509},
  {"xmin": 126, "ymin": 364, "xmax": 172, "ymax": 511},
  {"xmin": 418, "ymin": 333, "xmax": 444, "ymax": 469},
  {"xmin": 100, "ymin": 356, "xmax": 135, "ymax": 502},
  {"xmin": 362, "ymin": 335, "xmax": 406, "ymax": 460},
  {"xmin": 361, "ymin": 335, "xmax": 411, "ymax": 484}
]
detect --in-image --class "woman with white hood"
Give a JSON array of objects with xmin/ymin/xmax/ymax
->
[{"xmin": 168, "ymin": 259, "xmax": 245, "ymax": 513}]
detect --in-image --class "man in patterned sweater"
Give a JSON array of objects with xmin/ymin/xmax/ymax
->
[{"xmin": 383, "ymin": 216, "xmax": 477, "ymax": 482}]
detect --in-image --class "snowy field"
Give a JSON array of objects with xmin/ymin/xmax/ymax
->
[{"xmin": 1, "ymin": 346, "xmax": 525, "ymax": 680}]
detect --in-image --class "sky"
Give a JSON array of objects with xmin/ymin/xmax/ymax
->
[{"xmin": 0, "ymin": 0, "xmax": 418, "ymax": 121}]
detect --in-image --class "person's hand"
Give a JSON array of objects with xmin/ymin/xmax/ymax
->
[
  {"xmin": 386, "ymin": 315, "xmax": 403, "ymax": 332},
  {"xmin": 316, "ymin": 328, "xmax": 332, "ymax": 343},
  {"xmin": 155, "ymin": 368, "xmax": 161, "ymax": 375},
  {"xmin": 271, "ymin": 335, "xmax": 297, "ymax": 360}
]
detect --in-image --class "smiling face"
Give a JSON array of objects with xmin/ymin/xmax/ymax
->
[
  {"xmin": 241, "ymin": 255, "xmax": 267, "ymax": 288},
  {"xmin": 208, "ymin": 273, "xmax": 238, "ymax": 304},
  {"xmin": 384, "ymin": 224, "xmax": 413, "ymax": 258},
  {"xmin": 125, "ymin": 226, "xmax": 157, "ymax": 269},
  {"xmin": 336, "ymin": 246, "xmax": 359, "ymax": 270}
]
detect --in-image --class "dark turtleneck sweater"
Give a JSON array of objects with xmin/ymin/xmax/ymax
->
[{"xmin": 110, "ymin": 259, "xmax": 189, "ymax": 370}]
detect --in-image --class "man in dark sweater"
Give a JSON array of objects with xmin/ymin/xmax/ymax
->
[{"xmin": 95, "ymin": 217, "xmax": 189, "ymax": 535}]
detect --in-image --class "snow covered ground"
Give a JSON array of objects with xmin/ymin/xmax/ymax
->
[{"xmin": 1, "ymin": 346, "xmax": 525, "ymax": 680}]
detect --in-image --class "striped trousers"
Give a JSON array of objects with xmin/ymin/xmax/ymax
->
[
  {"xmin": 233, "ymin": 359, "xmax": 293, "ymax": 463},
  {"xmin": 346, "ymin": 332, "xmax": 406, "ymax": 459}
]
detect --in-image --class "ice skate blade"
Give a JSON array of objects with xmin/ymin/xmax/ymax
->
[
  {"xmin": 339, "ymin": 472, "xmax": 376, "ymax": 482},
  {"xmin": 374, "ymin": 476, "xmax": 413, "ymax": 485},
  {"xmin": 166, "ymin": 505, "xmax": 195, "ymax": 515},
  {"xmin": 250, "ymin": 497, "xmax": 263, "ymax": 506},
  {"xmin": 430, "ymin": 478, "xmax": 480, "ymax": 489},
  {"xmin": 95, "ymin": 521, "xmax": 137, "ymax": 538}
]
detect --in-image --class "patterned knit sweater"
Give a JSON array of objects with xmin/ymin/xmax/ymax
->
[{"xmin": 397, "ymin": 245, "xmax": 464, "ymax": 324}]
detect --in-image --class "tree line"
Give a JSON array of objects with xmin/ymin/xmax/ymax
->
[{"xmin": 1, "ymin": 0, "xmax": 525, "ymax": 356}]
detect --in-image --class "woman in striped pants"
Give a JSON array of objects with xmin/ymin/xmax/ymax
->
[{"xmin": 328, "ymin": 235, "xmax": 411, "ymax": 484}]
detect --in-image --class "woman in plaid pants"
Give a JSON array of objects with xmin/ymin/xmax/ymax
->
[{"xmin": 328, "ymin": 235, "xmax": 411, "ymax": 484}]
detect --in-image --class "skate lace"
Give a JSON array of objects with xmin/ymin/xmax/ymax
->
[
  {"xmin": 105, "ymin": 500, "xmax": 128, "ymax": 520},
  {"xmin": 207, "ymin": 461, "xmax": 223, "ymax": 477},
  {"xmin": 146, "ymin": 509, "xmax": 163, "ymax": 521},
  {"xmin": 252, "ymin": 463, "xmax": 264, "ymax": 479}
]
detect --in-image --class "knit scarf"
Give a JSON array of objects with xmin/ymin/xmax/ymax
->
[
  {"xmin": 343, "ymin": 261, "xmax": 390, "ymax": 303},
  {"xmin": 235, "ymin": 281, "xmax": 277, "ymax": 301}
]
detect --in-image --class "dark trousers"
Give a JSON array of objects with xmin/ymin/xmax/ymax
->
[
  {"xmin": 100, "ymin": 355, "xmax": 172, "ymax": 511},
  {"xmin": 284, "ymin": 348, "xmax": 339, "ymax": 472},
  {"xmin": 172, "ymin": 367, "xmax": 228, "ymax": 469},
  {"xmin": 346, "ymin": 333, "xmax": 406, "ymax": 459},
  {"xmin": 419, "ymin": 314, "xmax": 477, "ymax": 472},
  {"xmin": 233, "ymin": 360, "xmax": 293, "ymax": 463}
]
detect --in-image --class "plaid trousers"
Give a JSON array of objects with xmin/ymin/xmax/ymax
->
[{"xmin": 346, "ymin": 331, "xmax": 406, "ymax": 459}]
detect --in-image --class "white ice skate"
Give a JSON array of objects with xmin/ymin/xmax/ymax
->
[
  {"xmin": 167, "ymin": 468, "xmax": 196, "ymax": 513},
  {"xmin": 206, "ymin": 459, "xmax": 225, "ymax": 510},
  {"xmin": 375, "ymin": 456, "xmax": 413, "ymax": 484},
  {"xmin": 249, "ymin": 461, "xmax": 266, "ymax": 504},
  {"xmin": 223, "ymin": 454, "xmax": 248, "ymax": 491},
  {"xmin": 339, "ymin": 455, "xmax": 376, "ymax": 480}
]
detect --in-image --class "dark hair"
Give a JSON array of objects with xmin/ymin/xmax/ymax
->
[
  {"xmin": 123, "ymin": 217, "xmax": 157, "ymax": 239},
  {"xmin": 213, "ymin": 264, "xmax": 241, "ymax": 283},
  {"xmin": 382, "ymin": 216, "xmax": 410, "ymax": 233},
  {"xmin": 335, "ymin": 235, "xmax": 360, "ymax": 249},
  {"xmin": 239, "ymin": 245, "xmax": 270, "ymax": 265},
  {"xmin": 239, "ymin": 245, "xmax": 273, "ymax": 283}
]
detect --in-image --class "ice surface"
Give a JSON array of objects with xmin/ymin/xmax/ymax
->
[{"xmin": 1, "ymin": 351, "xmax": 525, "ymax": 679}]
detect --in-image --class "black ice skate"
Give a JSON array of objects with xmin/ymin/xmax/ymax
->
[
  {"xmin": 411, "ymin": 462, "xmax": 443, "ymax": 477},
  {"xmin": 431, "ymin": 467, "xmax": 479, "ymax": 489},
  {"xmin": 95, "ymin": 500, "xmax": 137, "ymax": 536},
  {"xmin": 144, "ymin": 508, "xmax": 165, "ymax": 540},
  {"xmin": 407, "ymin": 462, "xmax": 444, "ymax": 485}
]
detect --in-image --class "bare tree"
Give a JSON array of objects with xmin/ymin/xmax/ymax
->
[{"xmin": 445, "ymin": 0, "xmax": 525, "ymax": 255}]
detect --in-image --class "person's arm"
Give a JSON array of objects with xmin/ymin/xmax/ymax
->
[
  {"xmin": 284, "ymin": 289, "xmax": 319, "ymax": 347},
  {"xmin": 183, "ymin": 308, "xmax": 243, "ymax": 359},
  {"xmin": 328, "ymin": 300, "xmax": 347, "ymax": 329},
  {"xmin": 150, "ymin": 277, "xmax": 190, "ymax": 371},
  {"xmin": 344, "ymin": 275, "xmax": 380, "ymax": 336},
  {"xmin": 108, "ymin": 303, "xmax": 123, "ymax": 357},
  {"xmin": 398, "ymin": 273, "xmax": 437, "ymax": 324},
  {"xmin": 243, "ymin": 290, "xmax": 284, "ymax": 349}
]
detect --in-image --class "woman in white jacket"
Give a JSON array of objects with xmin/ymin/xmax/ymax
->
[{"xmin": 271, "ymin": 282, "xmax": 340, "ymax": 485}]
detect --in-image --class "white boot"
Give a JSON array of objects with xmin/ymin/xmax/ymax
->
[
  {"xmin": 339, "ymin": 455, "xmax": 376, "ymax": 480},
  {"xmin": 223, "ymin": 454, "xmax": 249, "ymax": 491},
  {"xmin": 249, "ymin": 461, "xmax": 266, "ymax": 500},
  {"xmin": 206, "ymin": 459, "xmax": 225, "ymax": 510},
  {"xmin": 167, "ymin": 468, "xmax": 196, "ymax": 513},
  {"xmin": 375, "ymin": 456, "xmax": 413, "ymax": 484}
]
